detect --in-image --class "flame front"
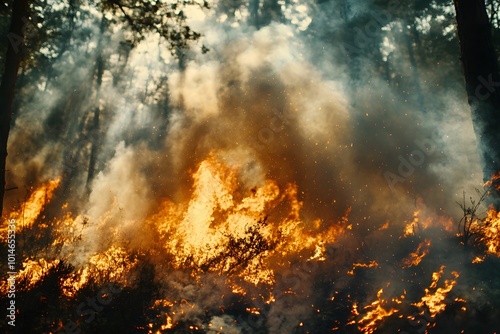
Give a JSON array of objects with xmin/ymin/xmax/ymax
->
[
  {"xmin": 148, "ymin": 152, "xmax": 346, "ymax": 285},
  {"xmin": 5, "ymin": 150, "xmax": 500, "ymax": 333}
]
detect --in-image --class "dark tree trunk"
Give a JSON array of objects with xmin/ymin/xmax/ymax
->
[
  {"xmin": 86, "ymin": 53, "xmax": 104, "ymax": 184},
  {"xmin": 454, "ymin": 0, "xmax": 500, "ymax": 209},
  {"xmin": 86, "ymin": 18, "xmax": 106, "ymax": 191},
  {"xmin": 0, "ymin": 0, "xmax": 30, "ymax": 218}
]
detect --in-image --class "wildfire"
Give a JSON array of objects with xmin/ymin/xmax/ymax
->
[
  {"xmin": 0, "ymin": 152, "xmax": 353, "ymax": 331},
  {"xmin": 402, "ymin": 206, "xmax": 455, "ymax": 237},
  {"xmin": 412, "ymin": 266, "xmax": 459, "ymax": 317},
  {"xmin": 379, "ymin": 221, "xmax": 390, "ymax": 231},
  {"xmin": 0, "ymin": 259, "xmax": 64, "ymax": 300},
  {"xmin": 348, "ymin": 260, "xmax": 379, "ymax": 275},
  {"xmin": 2, "ymin": 153, "xmax": 485, "ymax": 332},
  {"xmin": 9, "ymin": 178, "xmax": 61, "ymax": 227},
  {"xmin": 147, "ymin": 153, "xmax": 346, "ymax": 285},
  {"xmin": 150, "ymin": 154, "xmax": 281, "ymax": 272},
  {"xmin": 4, "ymin": 2, "xmax": 500, "ymax": 331},
  {"xmin": 0, "ymin": 178, "xmax": 64, "ymax": 293},
  {"xmin": 484, "ymin": 171, "xmax": 500, "ymax": 190},
  {"xmin": 480, "ymin": 209, "xmax": 500, "ymax": 255},
  {"xmin": 402, "ymin": 239, "xmax": 431, "ymax": 268},
  {"xmin": 62, "ymin": 245, "xmax": 138, "ymax": 296},
  {"xmin": 403, "ymin": 210, "xmax": 422, "ymax": 237},
  {"xmin": 356, "ymin": 288, "xmax": 399, "ymax": 334},
  {"xmin": 160, "ymin": 313, "xmax": 174, "ymax": 330},
  {"xmin": 472, "ymin": 256, "xmax": 485, "ymax": 264},
  {"xmin": 15, "ymin": 259, "xmax": 61, "ymax": 289},
  {"xmin": 246, "ymin": 307, "xmax": 261, "ymax": 315}
]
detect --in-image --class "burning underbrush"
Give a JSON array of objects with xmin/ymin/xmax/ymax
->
[{"xmin": 2, "ymin": 153, "xmax": 500, "ymax": 333}]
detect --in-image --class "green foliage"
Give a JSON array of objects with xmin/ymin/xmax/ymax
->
[{"xmin": 99, "ymin": 0, "xmax": 206, "ymax": 50}]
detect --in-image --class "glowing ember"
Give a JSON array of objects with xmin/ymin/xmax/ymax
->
[
  {"xmin": 353, "ymin": 260, "xmax": 379, "ymax": 269},
  {"xmin": 246, "ymin": 307, "xmax": 261, "ymax": 315},
  {"xmin": 472, "ymin": 256, "xmax": 485, "ymax": 264},
  {"xmin": 379, "ymin": 221, "xmax": 390, "ymax": 231}
]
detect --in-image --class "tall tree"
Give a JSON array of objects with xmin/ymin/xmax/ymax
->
[
  {"xmin": 0, "ymin": 0, "xmax": 207, "ymax": 217},
  {"xmin": 86, "ymin": 16, "xmax": 107, "ymax": 190},
  {"xmin": 454, "ymin": 0, "xmax": 500, "ymax": 209},
  {"xmin": 0, "ymin": 0, "xmax": 30, "ymax": 218}
]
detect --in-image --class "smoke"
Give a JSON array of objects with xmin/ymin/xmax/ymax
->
[
  {"xmin": 208, "ymin": 315, "xmax": 244, "ymax": 333},
  {"xmin": 4, "ymin": 0, "xmax": 499, "ymax": 332},
  {"xmin": 5, "ymin": 1, "xmax": 481, "ymax": 242}
]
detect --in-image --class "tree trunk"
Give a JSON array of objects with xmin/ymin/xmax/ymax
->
[
  {"xmin": 454, "ymin": 0, "xmax": 500, "ymax": 209},
  {"xmin": 86, "ymin": 17, "xmax": 106, "ymax": 191},
  {"xmin": 0, "ymin": 0, "xmax": 30, "ymax": 218}
]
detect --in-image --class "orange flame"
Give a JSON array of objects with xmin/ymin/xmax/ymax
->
[
  {"xmin": 472, "ymin": 256, "xmax": 485, "ymax": 264},
  {"xmin": 412, "ymin": 266, "xmax": 459, "ymax": 317},
  {"xmin": 481, "ymin": 209, "xmax": 500, "ymax": 255},
  {"xmin": 62, "ymin": 245, "xmax": 137, "ymax": 296},
  {"xmin": 402, "ymin": 239, "xmax": 431, "ymax": 268},
  {"xmin": 402, "ymin": 208, "xmax": 454, "ymax": 237},
  {"xmin": 403, "ymin": 210, "xmax": 421, "ymax": 237},
  {"xmin": 146, "ymin": 153, "xmax": 347, "ymax": 285},
  {"xmin": 9, "ymin": 178, "xmax": 61, "ymax": 227},
  {"xmin": 484, "ymin": 171, "xmax": 500, "ymax": 190},
  {"xmin": 0, "ymin": 258, "xmax": 61, "ymax": 293},
  {"xmin": 356, "ymin": 288, "xmax": 399, "ymax": 334},
  {"xmin": 348, "ymin": 260, "xmax": 379, "ymax": 275}
]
